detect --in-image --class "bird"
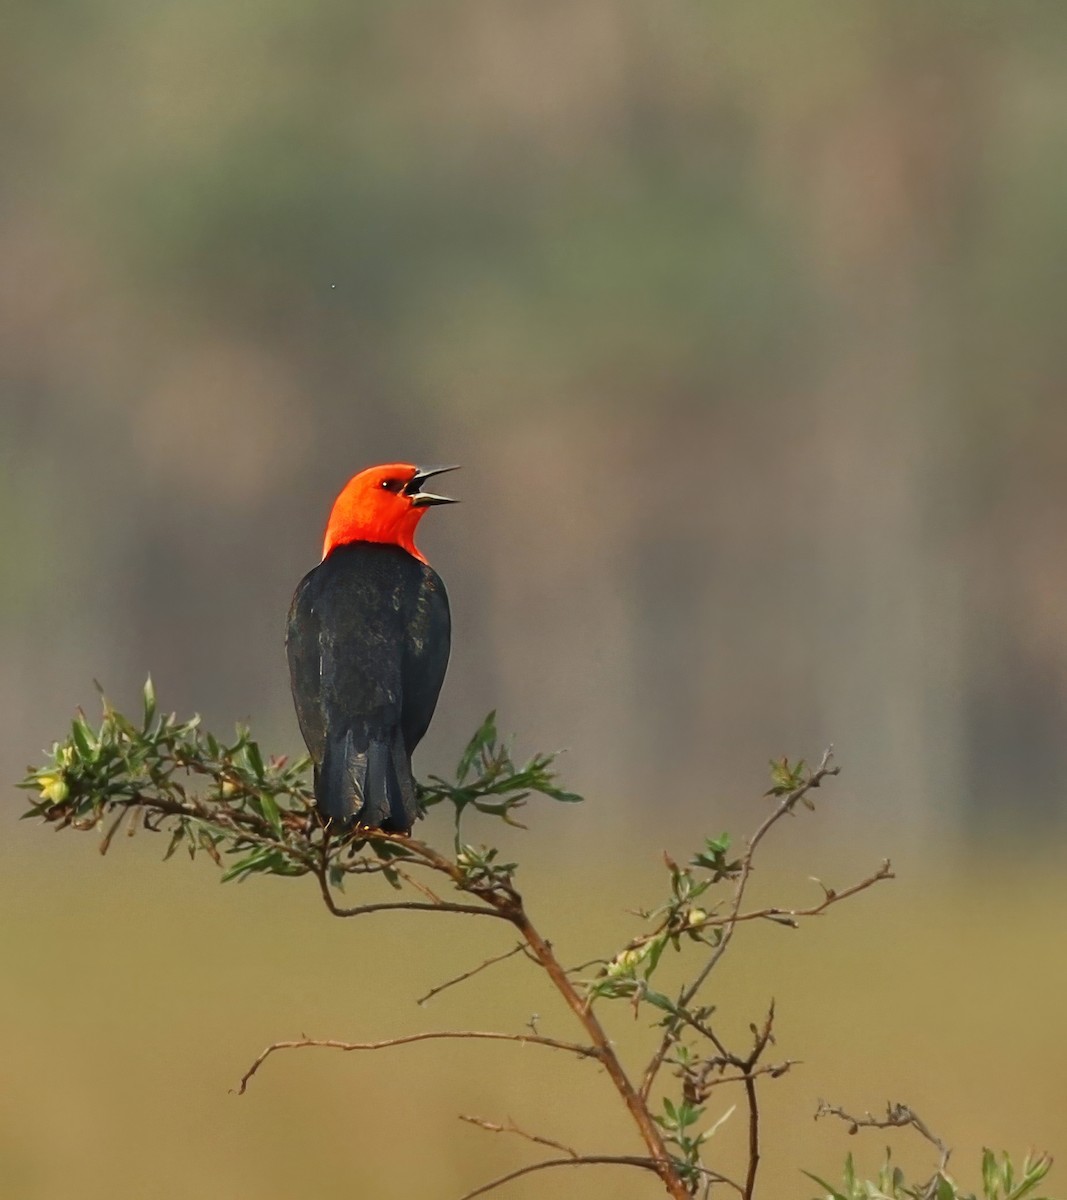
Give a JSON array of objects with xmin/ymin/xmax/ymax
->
[{"xmin": 286, "ymin": 462, "xmax": 458, "ymax": 834}]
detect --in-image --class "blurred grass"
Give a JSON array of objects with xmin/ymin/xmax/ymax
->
[{"xmin": 2, "ymin": 818, "xmax": 1064, "ymax": 1199}]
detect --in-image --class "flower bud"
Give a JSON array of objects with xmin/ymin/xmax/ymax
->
[{"xmin": 39, "ymin": 774, "xmax": 70, "ymax": 804}]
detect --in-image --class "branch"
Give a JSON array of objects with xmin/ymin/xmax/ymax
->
[
  {"xmin": 741, "ymin": 1001, "xmax": 776, "ymax": 1200},
  {"xmin": 236, "ymin": 1031, "xmax": 601, "ymax": 1095},
  {"xmin": 815, "ymin": 1101, "xmax": 952, "ymax": 1173},
  {"xmin": 683, "ymin": 750, "xmax": 840, "ymax": 1001},
  {"xmin": 510, "ymin": 911, "xmax": 690, "ymax": 1199},
  {"xmin": 459, "ymin": 1113, "xmax": 579, "ymax": 1159},
  {"xmin": 683, "ymin": 1060, "xmax": 797, "ymax": 1103},
  {"xmin": 418, "ymin": 943, "xmax": 531, "ymax": 1006},
  {"xmin": 313, "ymin": 865, "xmax": 508, "ymax": 921},
  {"xmin": 456, "ymin": 1155, "xmax": 663, "ymax": 1200},
  {"xmin": 640, "ymin": 750, "xmax": 844, "ymax": 1105},
  {"xmin": 702, "ymin": 860, "xmax": 894, "ymax": 929}
]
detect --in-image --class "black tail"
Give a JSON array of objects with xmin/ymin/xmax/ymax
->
[{"xmin": 316, "ymin": 728, "xmax": 417, "ymax": 833}]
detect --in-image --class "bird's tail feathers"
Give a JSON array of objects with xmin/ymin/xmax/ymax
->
[{"xmin": 316, "ymin": 728, "xmax": 417, "ymax": 834}]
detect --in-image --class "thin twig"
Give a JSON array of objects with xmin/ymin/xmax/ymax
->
[
  {"xmin": 640, "ymin": 751, "xmax": 843, "ymax": 1107},
  {"xmin": 682, "ymin": 1060, "xmax": 798, "ymax": 1104},
  {"xmin": 459, "ymin": 1113, "xmax": 579, "ymax": 1159},
  {"xmin": 314, "ymin": 866, "xmax": 507, "ymax": 921},
  {"xmin": 694, "ymin": 1165, "xmax": 746, "ymax": 1196},
  {"xmin": 684, "ymin": 753, "xmax": 839, "ymax": 1003},
  {"xmin": 329, "ymin": 897, "xmax": 506, "ymax": 919},
  {"xmin": 235, "ymin": 1031, "xmax": 601, "ymax": 1095},
  {"xmin": 418, "ymin": 943, "xmax": 530, "ymax": 1006},
  {"xmin": 456, "ymin": 1155, "xmax": 662, "ymax": 1200},
  {"xmin": 394, "ymin": 864, "xmax": 446, "ymax": 906},
  {"xmin": 815, "ymin": 1101, "xmax": 952, "ymax": 1173},
  {"xmin": 698, "ymin": 860, "xmax": 894, "ymax": 929},
  {"xmin": 740, "ymin": 1003, "xmax": 778, "ymax": 1200}
]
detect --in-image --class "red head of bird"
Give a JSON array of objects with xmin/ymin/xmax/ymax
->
[{"xmin": 322, "ymin": 463, "xmax": 459, "ymax": 564}]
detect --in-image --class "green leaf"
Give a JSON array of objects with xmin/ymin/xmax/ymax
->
[
  {"xmin": 457, "ymin": 711, "xmax": 497, "ymax": 784},
  {"xmin": 536, "ymin": 782, "xmax": 583, "ymax": 803},
  {"xmin": 245, "ymin": 740, "xmax": 265, "ymax": 780},
  {"xmin": 675, "ymin": 1101, "xmax": 702, "ymax": 1130},
  {"xmin": 843, "ymin": 1153, "xmax": 856, "ymax": 1190},
  {"xmin": 766, "ymin": 756, "xmax": 806, "ymax": 796},
  {"xmin": 982, "ymin": 1150, "xmax": 998, "ymax": 1199},
  {"xmin": 221, "ymin": 846, "xmax": 305, "ymax": 883},
  {"xmin": 1010, "ymin": 1152, "xmax": 1054, "ymax": 1200},
  {"xmin": 258, "ymin": 792, "xmax": 283, "ymax": 836},
  {"xmin": 163, "ymin": 826, "xmax": 186, "ymax": 861},
  {"xmin": 71, "ymin": 715, "xmax": 96, "ymax": 760},
  {"xmin": 644, "ymin": 933, "xmax": 669, "ymax": 978},
  {"xmin": 142, "ymin": 676, "xmax": 156, "ymax": 728},
  {"xmin": 800, "ymin": 1170, "xmax": 849, "ymax": 1200}
]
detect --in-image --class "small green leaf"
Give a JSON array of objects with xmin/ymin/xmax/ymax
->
[
  {"xmin": 258, "ymin": 792, "xmax": 283, "ymax": 835},
  {"xmin": 245, "ymin": 740, "xmax": 265, "ymax": 780},
  {"xmin": 71, "ymin": 716, "xmax": 96, "ymax": 760},
  {"xmin": 142, "ymin": 676, "xmax": 156, "ymax": 727},
  {"xmin": 675, "ymin": 1101, "xmax": 702, "ymax": 1130},
  {"xmin": 849, "ymin": 1153, "xmax": 862, "ymax": 1189},
  {"xmin": 644, "ymin": 934, "xmax": 669, "ymax": 979},
  {"xmin": 457, "ymin": 711, "xmax": 497, "ymax": 783},
  {"xmin": 163, "ymin": 826, "xmax": 185, "ymax": 861},
  {"xmin": 800, "ymin": 1169, "xmax": 849, "ymax": 1200},
  {"xmin": 221, "ymin": 846, "xmax": 305, "ymax": 883},
  {"xmin": 982, "ymin": 1150, "xmax": 998, "ymax": 1199}
]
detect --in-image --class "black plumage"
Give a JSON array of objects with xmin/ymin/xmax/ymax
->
[{"xmin": 286, "ymin": 541, "xmax": 451, "ymax": 833}]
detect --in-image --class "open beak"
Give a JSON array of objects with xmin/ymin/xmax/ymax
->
[{"xmin": 406, "ymin": 464, "xmax": 460, "ymax": 507}]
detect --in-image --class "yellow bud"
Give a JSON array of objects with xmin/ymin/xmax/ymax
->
[
  {"xmin": 220, "ymin": 779, "xmax": 238, "ymax": 798},
  {"xmin": 607, "ymin": 950, "xmax": 636, "ymax": 976},
  {"xmin": 39, "ymin": 775, "xmax": 69, "ymax": 804},
  {"xmin": 688, "ymin": 909, "xmax": 707, "ymax": 927}
]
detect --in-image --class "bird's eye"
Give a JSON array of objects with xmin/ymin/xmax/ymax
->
[{"xmin": 380, "ymin": 478, "xmax": 402, "ymax": 492}]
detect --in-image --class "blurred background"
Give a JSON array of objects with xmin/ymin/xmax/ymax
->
[{"xmin": 3, "ymin": 3, "xmax": 1066, "ymax": 1197}]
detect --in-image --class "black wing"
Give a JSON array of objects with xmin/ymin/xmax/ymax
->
[
  {"xmin": 285, "ymin": 571, "xmax": 327, "ymax": 766},
  {"xmin": 400, "ymin": 559, "xmax": 451, "ymax": 751}
]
